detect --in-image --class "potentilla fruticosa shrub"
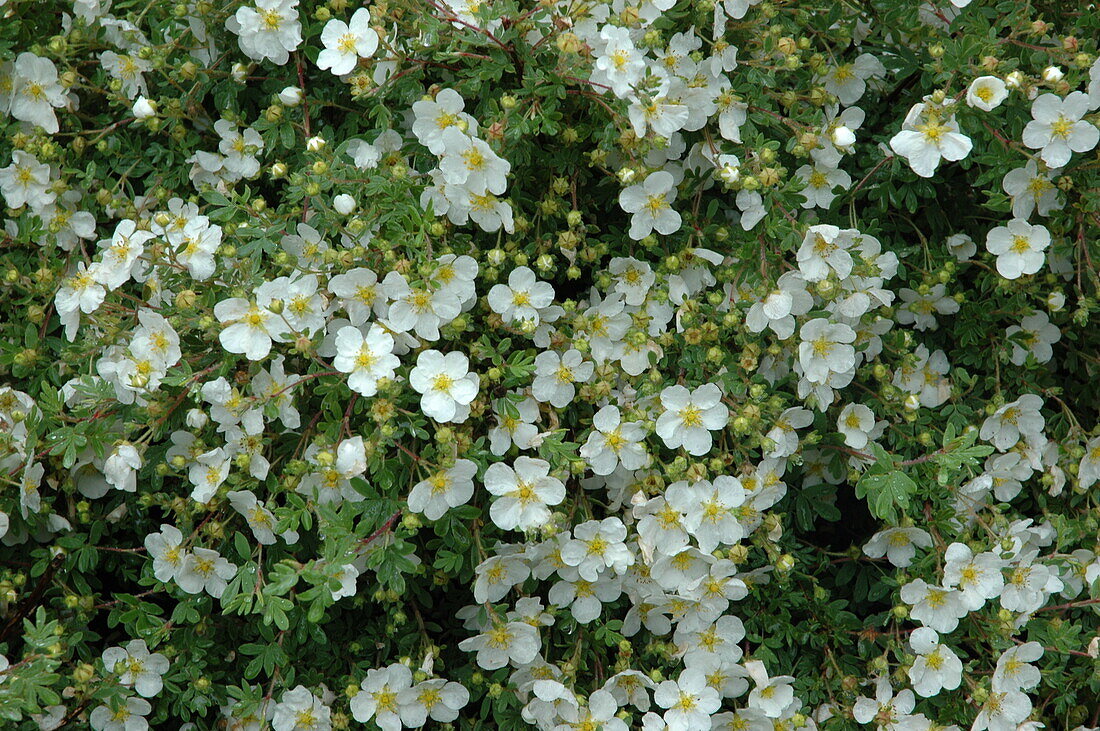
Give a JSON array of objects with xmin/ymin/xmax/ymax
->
[{"xmin": 0, "ymin": 0, "xmax": 1098, "ymax": 728}]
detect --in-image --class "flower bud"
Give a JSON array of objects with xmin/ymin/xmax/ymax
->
[
  {"xmin": 132, "ymin": 96, "xmax": 157, "ymax": 119},
  {"xmin": 333, "ymin": 194, "xmax": 356, "ymax": 215},
  {"xmin": 831, "ymin": 124, "xmax": 856, "ymax": 147},
  {"xmin": 1041, "ymin": 66, "xmax": 1064, "ymax": 82},
  {"xmin": 306, "ymin": 135, "xmax": 327, "ymax": 152},
  {"xmin": 277, "ymin": 85, "xmax": 303, "ymax": 106}
]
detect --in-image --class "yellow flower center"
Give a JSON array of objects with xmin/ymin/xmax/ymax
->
[{"xmin": 679, "ymin": 405, "xmax": 703, "ymax": 427}]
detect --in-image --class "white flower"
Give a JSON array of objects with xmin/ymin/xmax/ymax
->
[
  {"xmin": 966, "ymin": 76, "xmax": 1008, "ymax": 111},
  {"xmin": 215, "ymin": 297, "xmax": 287, "ymax": 361},
  {"xmin": 992, "ymin": 642, "xmax": 1043, "ymax": 692},
  {"xmin": 609, "ymin": 257, "xmax": 656, "ymax": 306},
  {"xmin": 591, "ymin": 25, "xmax": 644, "ymax": 98},
  {"xmin": 438, "ymin": 128, "xmax": 510, "ymax": 194},
  {"xmin": 176, "ymin": 547, "xmax": 236, "ymax": 598},
  {"xmin": 852, "ymin": 678, "xmax": 917, "ymax": 729},
  {"xmin": 765, "ymin": 406, "xmax": 813, "ymax": 458},
  {"xmin": 744, "ymin": 660, "xmax": 796, "ymax": 719},
  {"xmin": 899, "ymin": 579, "xmax": 969, "ymax": 633},
  {"xmin": 333, "ymin": 324, "xmax": 399, "ymax": 397},
  {"xmin": 215, "ymin": 120, "xmax": 264, "ymax": 179},
  {"xmin": 458, "ymin": 621, "xmax": 541, "ymax": 670},
  {"xmin": 298, "ymin": 437, "xmax": 367, "ymax": 504},
  {"xmin": 1000, "ymin": 560, "xmax": 1061, "ymax": 613},
  {"xmin": 409, "ymin": 350, "xmax": 478, "ymax": 422},
  {"xmin": 561, "ymin": 517, "xmax": 633, "ymax": 580},
  {"xmin": 746, "ymin": 271, "xmax": 812, "ymax": 340},
  {"xmin": 897, "ymin": 283, "xmax": 959, "ymax": 331},
  {"xmin": 946, "ymin": 232, "xmax": 977, "ymax": 261},
  {"xmin": 985, "ymin": 219, "xmax": 1050, "ymax": 280},
  {"xmin": 618, "ymin": 171, "xmax": 682, "ymax": 240},
  {"xmin": 1002, "ymin": 160, "xmax": 1062, "ymax": 219},
  {"xmin": 176, "ymin": 217, "xmax": 222, "ymax": 280},
  {"xmin": 407, "ymin": 459, "xmax": 477, "ymax": 520},
  {"xmin": 397, "ymin": 679, "xmax": 470, "ymax": 726},
  {"xmin": 484, "ymin": 456, "xmax": 566, "ymax": 531},
  {"xmin": 667, "ymin": 476, "xmax": 746, "ymax": 552},
  {"xmin": 100, "ymin": 51, "xmax": 151, "ymax": 99},
  {"xmin": 980, "ymin": 394, "xmax": 1045, "ymax": 451},
  {"xmin": 531, "ymin": 349, "xmax": 593, "ymax": 408},
  {"xmin": 473, "ymin": 554, "xmax": 530, "ymax": 604},
  {"xmin": 796, "ymin": 224, "xmax": 853, "ymax": 282},
  {"xmin": 383, "ymin": 271, "xmax": 461, "ymax": 341},
  {"xmin": 1022, "ymin": 92, "xmax": 1099, "ymax": 168},
  {"xmin": 489, "ymin": 395, "xmax": 540, "ymax": 455},
  {"xmin": 907, "ymin": 627, "xmax": 962, "ymax": 698},
  {"xmin": 831, "ymin": 123, "xmax": 857, "ymax": 148},
  {"xmin": 95, "ymin": 219, "xmax": 155, "ymax": 291},
  {"xmin": 889, "ymin": 104, "xmax": 972, "ymax": 177},
  {"xmin": 349, "ymin": 664, "xmax": 412, "ymax": 730},
  {"xmin": 942, "ymin": 543, "xmax": 1005, "ymax": 610},
  {"xmin": 0, "ymin": 150, "xmax": 55, "ymax": 211},
  {"xmin": 101, "ymin": 640, "xmax": 169, "ymax": 698},
  {"xmin": 862, "ymin": 527, "xmax": 932, "ymax": 568},
  {"xmin": 1006, "ymin": 311, "xmax": 1060, "ymax": 366},
  {"xmin": 188, "ymin": 448, "xmax": 230, "ymax": 503},
  {"xmin": 317, "ymin": 8, "xmax": 378, "ymax": 76},
  {"xmin": 836, "ymin": 403, "xmax": 875, "ymax": 449},
  {"xmin": 227, "ymin": 490, "xmax": 281, "ymax": 545},
  {"xmin": 655, "ymin": 383, "xmax": 729, "ymax": 456},
  {"xmin": 549, "ymin": 567, "xmax": 619, "ymax": 623},
  {"xmin": 798, "ymin": 318, "xmax": 857, "ymax": 383},
  {"xmin": 329, "ymin": 267, "xmax": 384, "ymax": 325},
  {"xmin": 796, "ymin": 163, "xmax": 851, "ymax": 209},
  {"xmin": 10, "ymin": 53, "xmax": 65, "ymax": 133},
  {"xmin": 819, "ymin": 53, "xmax": 884, "ymax": 105},
  {"xmin": 579, "ymin": 405, "xmax": 648, "ymax": 476},
  {"xmin": 488, "ymin": 266, "xmax": 555, "ymax": 326},
  {"xmin": 972, "ymin": 689, "xmax": 1032, "ymax": 731},
  {"xmin": 1078, "ymin": 436, "xmax": 1100, "ymax": 490},
  {"xmin": 411, "ymin": 88, "xmax": 477, "ymax": 155},
  {"xmin": 231, "ymin": 0, "xmax": 302, "ymax": 66},
  {"xmin": 89, "ymin": 696, "xmax": 152, "ymax": 731},
  {"xmin": 329, "ymin": 563, "xmax": 359, "ymax": 600},
  {"xmin": 306, "ymin": 134, "xmax": 326, "ymax": 152},
  {"xmin": 654, "ymin": 668, "xmax": 721, "ymax": 729},
  {"xmin": 104, "ymin": 443, "xmax": 142, "ymax": 493},
  {"xmin": 627, "ymin": 92, "xmax": 689, "ymax": 140},
  {"xmin": 143, "ymin": 524, "xmax": 186, "ymax": 582},
  {"xmin": 273, "ymin": 685, "xmax": 331, "ymax": 731}
]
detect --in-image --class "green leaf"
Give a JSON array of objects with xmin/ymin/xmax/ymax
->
[{"xmin": 856, "ymin": 470, "xmax": 917, "ymax": 524}]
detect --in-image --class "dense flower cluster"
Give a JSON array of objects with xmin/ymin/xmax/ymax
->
[{"xmin": 0, "ymin": 1, "xmax": 1099, "ymax": 730}]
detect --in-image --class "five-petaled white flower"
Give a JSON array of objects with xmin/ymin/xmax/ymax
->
[
  {"xmin": 333, "ymin": 324, "xmax": 399, "ymax": 397},
  {"xmin": 409, "ymin": 349, "xmax": 478, "ymax": 423},
  {"xmin": 483, "ymin": 456, "xmax": 566, "ymax": 531},
  {"xmin": 618, "ymin": 171, "xmax": 682, "ymax": 240},
  {"xmin": 101, "ymin": 640, "xmax": 170, "ymax": 698},
  {"xmin": 1022, "ymin": 92, "xmax": 1099, "ymax": 168},
  {"xmin": 655, "ymin": 383, "xmax": 729, "ymax": 456},
  {"xmin": 985, "ymin": 219, "xmax": 1051, "ymax": 280},
  {"xmin": 317, "ymin": 8, "xmax": 378, "ymax": 76}
]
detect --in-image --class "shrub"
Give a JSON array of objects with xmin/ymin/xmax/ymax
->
[{"xmin": 0, "ymin": 0, "xmax": 1098, "ymax": 729}]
